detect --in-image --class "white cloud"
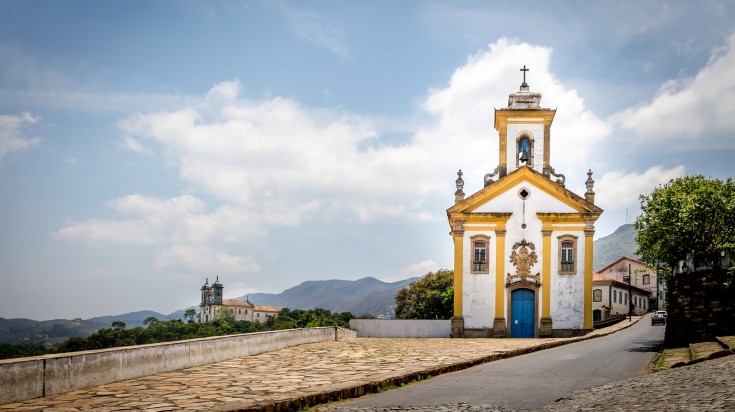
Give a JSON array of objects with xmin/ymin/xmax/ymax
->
[
  {"xmin": 154, "ymin": 244, "xmax": 259, "ymax": 274},
  {"xmin": 0, "ymin": 112, "xmax": 41, "ymax": 162},
  {"xmin": 58, "ymin": 40, "xmax": 611, "ymax": 285},
  {"xmin": 612, "ymin": 33, "xmax": 735, "ymax": 148},
  {"xmin": 595, "ymin": 165, "xmax": 686, "ymax": 212},
  {"xmin": 276, "ymin": 3, "xmax": 350, "ymax": 58},
  {"xmin": 53, "ymin": 218, "xmax": 156, "ymax": 245},
  {"xmin": 118, "ymin": 136, "xmax": 153, "ymax": 155},
  {"xmin": 54, "ymin": 194, "xmax": 266, "ymax": 246}
]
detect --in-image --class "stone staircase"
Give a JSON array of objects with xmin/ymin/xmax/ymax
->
[{"xmin": 654, "ymin": 336, "xmax": 734, "ymax": 371}]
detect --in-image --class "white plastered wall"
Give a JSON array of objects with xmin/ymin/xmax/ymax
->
[
  {"xmin": 461, "ymin": 229, "xmax": 496, "ymax": 329},
  {"xmin": 550, "ymin": 229, "xmax": 586, "ymax": 329}
]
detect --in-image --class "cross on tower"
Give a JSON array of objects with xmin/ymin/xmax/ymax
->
[{"xmin": 520, "ymin": 65, "xmax": 529, "ymax": 86}]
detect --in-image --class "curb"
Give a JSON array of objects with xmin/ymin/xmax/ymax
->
[{"xmin": 217, "ymin": 317, "xmax": 644, "ymax": 412}]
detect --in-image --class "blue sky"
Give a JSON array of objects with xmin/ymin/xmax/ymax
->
[{"xmin": 2, "ymin": 1, "xmax": 734, "ymax": 320}]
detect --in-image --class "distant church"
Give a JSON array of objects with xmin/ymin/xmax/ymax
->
[
  {"xmin": 199, "ymin": 276, "xmax": 279, "ymax": 324},
  {"xmin": 447, "ymin": 67, "xmax": 603, "ymax": 338}
]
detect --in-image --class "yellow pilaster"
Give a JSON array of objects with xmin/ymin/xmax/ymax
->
[
  {"xmin": 499, "ymin": 129, "xmax": 507, "ymax": 170},
  {"xmin": 452, "ymin": 227, "xmax": 464, "ymax": 319},
  {"xmin": 584, "ymin": 224, "xmax": 595, "ymax": 329},
  {"xmin": 542, "ymin": 227, "xmax": 552, "ymax": 318},
  {"xmin": 494, "ymin": 230, "xmax": 506, "ymax": 316}
]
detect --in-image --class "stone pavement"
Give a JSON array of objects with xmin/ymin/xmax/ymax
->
[{"xmin": 1, "ymin": 318, "xmax": 641, "ymax": 412}]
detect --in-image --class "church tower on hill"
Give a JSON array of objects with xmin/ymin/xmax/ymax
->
[{"xmin": 447, "ymin": 66, "xmax": 603, "ymax": 338}]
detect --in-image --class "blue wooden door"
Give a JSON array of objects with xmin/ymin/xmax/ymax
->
[{"xmin": 511, "ymin": 289, "xmax": 535, "ymax": 338}]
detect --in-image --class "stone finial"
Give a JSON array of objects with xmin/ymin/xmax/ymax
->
[
  {"xmin": 585, "ymin": 169, "xmax": 595, "ymax": 204},
  {"xmin": 455, "ymin": 169, "xmax": 465, "ymax": 203}
]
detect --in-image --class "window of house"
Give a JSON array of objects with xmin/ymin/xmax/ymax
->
[
  {"xmin": 558, "ymin": 236, "xmax": 577, "ymax": 274},
  {"xmin": 613, "ymin": 290, "xmax": 617, "ymax": 303},
  {"xmin": 593, "ymin": 289, "xmax": 602, "ymax": 302},
  {"xmin": 471, "ymin": 235, "xmax": 490, "ymax": 274},
  {"xmin": 625, "ymin": 293, "xmax": 628, "ymax": 305},
  {"xmin": 642, "ymin": 274, "xmax": 650, "ymax": 285}
]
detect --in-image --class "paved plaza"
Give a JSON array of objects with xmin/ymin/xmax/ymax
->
[{"xmin": 3, "ymin": 317, "xmax": 731, "ymax": 412}]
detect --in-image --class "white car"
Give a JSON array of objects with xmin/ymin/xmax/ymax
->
[{"xmin": 655, "ymin": 310, "xmax": 667, "ymax": 319}]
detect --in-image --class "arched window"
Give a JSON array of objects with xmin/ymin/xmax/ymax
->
[
  {"xmin": 642, "ymin": 274, "xmax": 650, "ymax": 285},
  {"xmin": 593, "ymin": 289, "xmax": 602, "ymax": 302}
]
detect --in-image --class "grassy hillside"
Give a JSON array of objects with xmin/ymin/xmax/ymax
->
[{"xmin": 594, "ymin": 224, "xmax": 639, "ymax": 271}]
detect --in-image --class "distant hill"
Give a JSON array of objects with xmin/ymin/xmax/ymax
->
[
  {"xmin": 594, "ymin": 224, "xmax": 639, "ymax": 271},
  {"xmin": 87, "ymin": 309, "xmax": 187, "ymax": 329},
  {"xmin": 241, "ymin": 276, "xmax": 418, "ymax": 317},
  {"xmin": 0, "ymin": 317, "xmax": 108, "ymax": 345}
]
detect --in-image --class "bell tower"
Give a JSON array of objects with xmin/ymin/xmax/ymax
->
[{"xmin": 486, "ymin": 66, "xmax": 560, "ymax": 185}]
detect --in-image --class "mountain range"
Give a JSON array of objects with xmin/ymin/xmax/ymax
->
[{"xmin": 2, "ymin": 224, "xmax": 638, "ymax": 344}]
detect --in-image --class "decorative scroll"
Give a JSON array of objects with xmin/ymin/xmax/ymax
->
[
  {"xmin": 484, "ymin": 166, "xmax": 501, "ymax": 186},
  {"xmin": 548, "ymin": 166, "xmax": 565, "ymax": 186},
  {"xmin": 506, "ymin": 239, "xmax": 541, "ymax": 286}
]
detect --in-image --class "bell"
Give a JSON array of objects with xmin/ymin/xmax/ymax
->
[{"xmin": 519, "ymin": 151, "xmax": 530, "ymax": 163}]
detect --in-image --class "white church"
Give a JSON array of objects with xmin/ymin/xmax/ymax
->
[{"xmin": 447, "ymin": 67, "xmax": 603, "ymax": 338}]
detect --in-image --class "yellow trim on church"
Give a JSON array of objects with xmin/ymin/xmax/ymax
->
[
  {"xmin": 453, "ymin": 232, "xmax": 463, "ymax": 318},
  {"xmin": 584, "ymin": 233, "xmax": 594, "ymax": 329},
  {"xmin": 541, "ymin": 228, "xmax": 552, "ymax": 318},
  {"xmin": 447, "ymin": 167, "xmax": 602, "ymax": 217}
]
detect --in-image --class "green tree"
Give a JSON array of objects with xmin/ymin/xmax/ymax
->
[
  {"xmin": 394, "ymin": 269, "xmax": 453, "ymax": 319},
  {"xmin": 111, "ymin": 321, "xmax": 126, "ymax": 330},
  {"xmin": 143, "ymin": 316, "xmax": 160, "ymax": 327},
  {"xmin": 183, "ymin": 309, "xmax": 197, "ymax": 323},
  {"xmin": 634, "ymin": 175, "xmax": 735, "ymax": 278}
]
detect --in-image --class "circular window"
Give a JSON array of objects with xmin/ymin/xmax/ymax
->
[{"xmin": 518, "ymin": 187, "xmax": 531, "ymax": 200}]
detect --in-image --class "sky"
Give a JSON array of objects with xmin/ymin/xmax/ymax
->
[{"xmin": 2, "ymin": 1, "xmax": 735, "ymax": 320}]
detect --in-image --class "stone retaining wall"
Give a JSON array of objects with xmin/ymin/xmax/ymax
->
[
  {"xmin": 666, "ymin": 269, "xmax": 735, "ymax": 347},
  {"xmin": 0, "ymin": 326, "xmax": 355, "ymax": 404},
  {"xmin": 349, "ymin": 319, "xmax": 450, "ymax": 337}
]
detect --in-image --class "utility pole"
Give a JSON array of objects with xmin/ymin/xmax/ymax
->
[{"xmin": 623, "ymin": 263, "xmax": 632, "ymax": 321}]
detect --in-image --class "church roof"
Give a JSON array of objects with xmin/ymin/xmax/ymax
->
[
  {"xmin": 254, "ymin": 305, "xmax": 280, "ymax": 313},
  {"xmin": 447, "ymin": 165, "xmax": 603, "ymax": 216},
  {"xmin": 222, "ymin": 299, "xmax": 254, "ymax": 308}
]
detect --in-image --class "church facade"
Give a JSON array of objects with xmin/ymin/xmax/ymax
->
[
  {"xmin": 447, "ymin": 71, "xmax": 603, "ymax": 338},
  {"xmin": 199, "ymin": 276, "xmax": 279, "ymax": 324}
]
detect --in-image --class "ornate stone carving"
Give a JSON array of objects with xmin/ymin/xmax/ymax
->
[
  {"xmin": 455, "ymin": 169, "xmax": 465, "ymax": 203},
  {"xmin": 484, "ymin": 166, "xmax": 501, "ymax": 186},
  {"xmin": 506, "ymin": 239, "xmax": 541, "ymax": 285},
  {"xmin": 548, "ymin": 166, "xmax": 565, "ymax": 186}
]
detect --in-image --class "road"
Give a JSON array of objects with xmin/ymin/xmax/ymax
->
[{"xmin": 336, "ymin": 316, "xmax": 665, "ymax": 410}]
